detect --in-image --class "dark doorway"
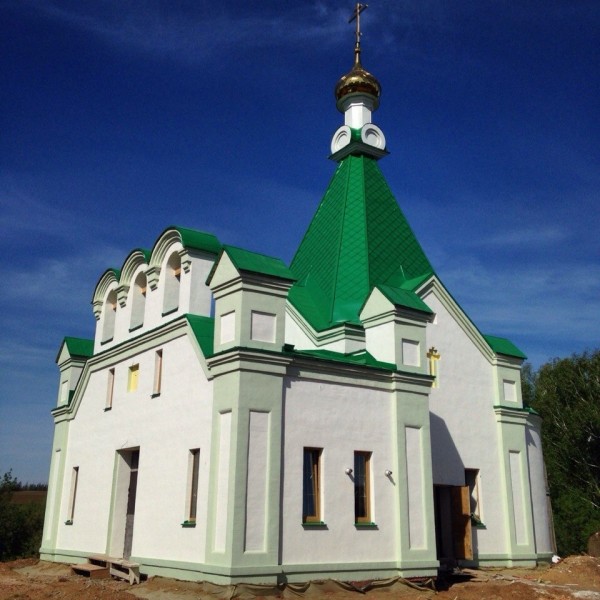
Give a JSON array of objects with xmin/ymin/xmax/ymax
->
[{"xmin": 123, "ymin": 450, "xmax": 139, "ymax": 560}]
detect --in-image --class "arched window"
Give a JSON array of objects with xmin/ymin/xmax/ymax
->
[
  {"xmin": 130, "ymin": 272, "xmax": 147, "ymax": 330},
  {"xmin": 102, "ymin": 290, "xmax": 117, "ymax": 342},
  {"xmin": 163, "ymin": 252, "xmax": 181, "ymax": 315}
]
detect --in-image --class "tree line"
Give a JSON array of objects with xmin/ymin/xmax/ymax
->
[
  {"xmin": 0, "ymin": 470, "xmax": 47, "ymax": 560},
  {"xmin": 523, "ymin": 349, "xmax": 600, "ymax": 556}
]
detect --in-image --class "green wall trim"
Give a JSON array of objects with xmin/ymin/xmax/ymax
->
[
  {"xmin": 39, "ymin": 548, "xmax": 94, "ymax": 563},
  {"xmin": 132, "ymin": 556, "xmax": 438, "ymax": 584},
  {"xmin": 536, "ymin": 552, "xmax": 554, "ymax": 563},
  {"xmin": 41, "ymin": 550, "xmax": 439, "ymax": 585}
]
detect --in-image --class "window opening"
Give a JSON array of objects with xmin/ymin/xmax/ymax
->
[
  {"xmin": 130, "ymin": 272, "xmax": 147, "ymax": 330},
  {"xmin": 354, "ymin": 451, "xmax": 372, "ymax": 523},
  {"xmin": 303, "ymin": 448, "xmax": 322, "ymax": 523},
  {"xmin": 66, "ymin": 466, "xmax": 79, "ymax": 524},
  {"xmin": 102, "ymin": 290, "xmax": 117, "ymax": 343},
  {"xmin": 127, "ymin": 364, "xmax": 139, "ymax": 392},
  {"xmin": 163, "ymin": 252, "xmax": 181, "ymax": 315},
  {"xmin": 188, "ymin": 448, "xmax": 200, "ymax": 523},
  {"xmin": 106, "ymin": 368, "xmax": 115, "ymax": 409},
  {"xmin": 465, "ymin": 468, "xmax": 483, "ymax": 525},
  {"xmin": 153, "ymin": 350, "xmax": 163, "ymax": 396}
]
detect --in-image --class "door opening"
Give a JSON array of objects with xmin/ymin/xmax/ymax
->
[
  {"xmin": 108, "ymin": 448, "xmax": 140, "ymax": 559},
  {"xmin": 434, "ymin": 484, "xmax": 473, "ymax": 566}
]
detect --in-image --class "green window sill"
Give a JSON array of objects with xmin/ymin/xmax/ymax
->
[
  {"xmin": 181, "ymin": 520, "xmax": 196, "ymax": 528},
  {"xmin": 355, "ymin": 522, "xmax": 378, "ymax": 529},
  {"xmin": 162, "ymin": 307, "xmax": 178, "ymax": 317},
  {"xmin": 302, "ymin": 521, "xmax": 327, "ymax": 529}
]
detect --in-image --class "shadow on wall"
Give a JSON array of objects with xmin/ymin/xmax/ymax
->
[{"xmin": 429, "ymin": 412, "xmax": 464, "ymax": 486}]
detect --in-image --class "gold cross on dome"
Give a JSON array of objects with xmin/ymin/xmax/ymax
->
[{"xmin": 348, "ymin": 3, "xmax": 368, "ymax": 47}]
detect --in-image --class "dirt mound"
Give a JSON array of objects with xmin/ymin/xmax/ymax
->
[{"xmin": 0, "ymin": 557, "xmax": 599, "ymax": 600}]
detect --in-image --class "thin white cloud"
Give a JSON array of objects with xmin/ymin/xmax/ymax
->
[
  {"xmin": 442, "ymin": 257, "xmax": 600, "ymax": 345},
  {"xmin": 0, "ymin": 179, "xmax": 76, "ymax": 238},
  {"xmin": 0, "ymin": 244, "xmax": 127, "ymax": 314},
  {"xmin": 469, "ymin": 226, "xmax": 569, "ymax": 248},
  {"xmin": 10, "ymin": 1, "xmax": 350, "ymax": 64}
]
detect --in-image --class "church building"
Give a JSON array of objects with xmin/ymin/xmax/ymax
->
[{"xmin": 41, "ymin": 15, "xmax": 555, "ymax": 584}]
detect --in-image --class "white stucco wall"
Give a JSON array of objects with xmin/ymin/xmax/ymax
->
[
  {"xmin": 281, "ymin": 377, "xmax": 396, "ymax": 565},
  {"xmin": 54, "ymin": 334, "xmax": 213, "ymax": 563},
  {"xmin": 423, "ymin": 289, "xmax": 509, "ymax": 556}
]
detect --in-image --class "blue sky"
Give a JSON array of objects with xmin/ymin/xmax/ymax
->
[{"xmin": 1, "ymin": 1, "xmax": 599, "ymax": 483}]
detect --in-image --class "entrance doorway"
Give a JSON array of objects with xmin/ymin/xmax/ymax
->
[
  {"xmin": 108, "ymin": 448, "xmax": 140, "ymax": 559},
  {"xmin": 433, "ymin": 484, "xmax": 473, "ymax": 566}
]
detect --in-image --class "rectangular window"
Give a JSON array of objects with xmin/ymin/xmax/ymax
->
[
  {"xmin": 465, "ymin": 468, "xmax": 482, "ymax": 523},
  {"xmin": 106, "ymin": 368, "xmax": 115, "ymax": 409},
  {"xmin": 303, "ymin": 447, "xmax": 322, "ymax": 523},
  {"xmin": 153, "ymin": 350, "xmax": 163, "ymax": 396},
  {"xmin": 187, "ymin": 448, "xmax": 200, "ymax": 523},
  {"xmin": 66, "ymin": 466, "xmax": 79, "ymax": 524},
  {"xmin": 127, "ymin": 364, "xmax": 139, "ymax": 392},
  {"xmin": 354, "ymin": 451, "xmax": 372, "ymax": 523}
]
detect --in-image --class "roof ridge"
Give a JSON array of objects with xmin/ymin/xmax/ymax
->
[{"xmin": 330, "ymin": 156, "xmax": 354, "ymax": 324}]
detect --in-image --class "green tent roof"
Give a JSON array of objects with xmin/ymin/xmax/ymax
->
[{"xmin": 289, "ymin": 155, "xmax": 435, "ymax": 330}]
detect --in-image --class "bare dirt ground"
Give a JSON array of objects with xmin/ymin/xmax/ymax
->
[{"xmin": 1, "ymin": 556, "xmax": 599, "ymax": 600}]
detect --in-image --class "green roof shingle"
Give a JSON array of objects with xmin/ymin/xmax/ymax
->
[
  {"xmin": 223, "ymin": 245, "xmax": 296, "ymax": 281},
  {"xmin": 186, "ymin": 314, "xmax": 215, "ymax": 357},
  {"xmin": 62, "ymin": 337, "xmax": 94, "ymax": 359},
  {"xmin": 484, "ymin": 334, "xmax": 527, "ymax": 360},
  {"xmin": 289, "ymin": 155, "xmax": 435, "ymax": 330},
  {"xmin": 174, "ymin": 226, "xmax": 221, "ymax": 255}
]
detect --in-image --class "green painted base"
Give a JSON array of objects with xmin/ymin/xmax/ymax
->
[
  {"xmin": 460, "ymin": 554, "xmax": 539, "ymax": 569},
  {"xmin": 41, "ymin": 548, "xmax": 439, "ymax": 585}
]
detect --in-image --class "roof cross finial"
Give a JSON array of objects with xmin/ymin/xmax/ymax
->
[{"xmin": 348, "ymin": 3, "xmax": 368, "ymax": 64}]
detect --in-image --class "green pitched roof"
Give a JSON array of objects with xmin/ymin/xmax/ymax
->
[
  {"xmin": 173, "ymin": 226, "xmax": 221, "ymax": 255},
  {"xmin": 61, "ymin": 337, "xmax": 94, "ymax": 359},
  {"xmin": 223, "ymin": 245, "xmax": 296, "ymax": 281},
  {"xmin": 186, "ymin": 314, "xmax": 215, "ymax": 357},
  {"xmin": 377, "ymin": 284, "xmax": 433, "ymax": 315},
  {"xmin": 483, "ymin": 334, "xmax": 527, "ymax": 360},
  {"xmin": 289, "ymin": 155, "xmax": 435, "ymax": 330}
]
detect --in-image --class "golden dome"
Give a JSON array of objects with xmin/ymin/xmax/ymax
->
[{"xmin": 335, "ymin": 47, "xmax": 381, "ymax": 109}]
